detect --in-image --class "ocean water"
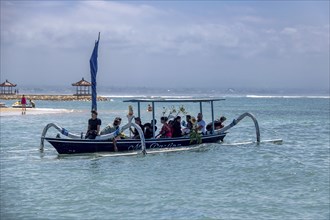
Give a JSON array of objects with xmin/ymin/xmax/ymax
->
[{"xmin": 0, "ymin": 93, "xmax": 329, "ymax": 220}]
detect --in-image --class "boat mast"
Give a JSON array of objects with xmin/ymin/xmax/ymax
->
[
  {"xmin": 152, "ymin": 101, "xmax": 156, "ymax": 138},
  {"xmin": 90, "ymin": 32, "xmax": 100, "ymax": 111},
  {"xmin": 211, "ymin": 100, "xmax": 215, "ymax": 133}
]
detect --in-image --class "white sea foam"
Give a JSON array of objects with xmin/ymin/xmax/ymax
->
[
  {"xmin": 103, "ymin": 94, "xmax": 330, "ymax": 99},
  {"xmin": 102, "ymin": 95, "xmax": 148, "ymax": 98},
  {"xmin": 246, "ymin": 95, "xmax": 330, "ymax": 99},
  {"xmin": 102, "ymin": 94, "xmax": 195, "ymax": 99}
]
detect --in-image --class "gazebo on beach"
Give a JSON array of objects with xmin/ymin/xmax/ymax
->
[
  {"xmin": 0, "ymin": 80, "xmax": 17, "ymax": 94},
  {"xmin": 72, "ymin": 77, "xmax": 91, "ymax": 96}
]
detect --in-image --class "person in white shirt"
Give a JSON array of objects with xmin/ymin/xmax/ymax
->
[{"xmin": 196, "ymin": 113, "xmax": 206, "ymax": 134}]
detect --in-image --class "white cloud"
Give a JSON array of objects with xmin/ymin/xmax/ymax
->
[
  {"xmin": 1, "ymin": 1, "xmax": 329, "ymax": 90},
  {"xmin": 1, "ymin": 1, "xmax": 328, "ymax": 57},
  {"xmin": 281, "ymin": 27, "xmax": 298, "ymax": 35}
]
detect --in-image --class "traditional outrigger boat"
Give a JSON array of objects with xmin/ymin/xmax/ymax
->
[
  {"xmin": 40, "ymin": 98, "xmax": 262, "ymax": 155},
  {"xmin": 40, "ymin": 33, "xmax": 268, "ymax": 155}
]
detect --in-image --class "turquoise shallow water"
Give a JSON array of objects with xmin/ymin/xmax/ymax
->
[{"xmin": 0, "ymin": 96, "xmax": 329, "ymax": 220}]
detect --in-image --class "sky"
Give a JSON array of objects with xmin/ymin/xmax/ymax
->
[{"xmin": 1, "ymin": 1, "xmax": 329, "ymax": 92}]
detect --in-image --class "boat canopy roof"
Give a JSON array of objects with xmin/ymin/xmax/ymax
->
[
  {"xmin": 123, "ymin": 97, "xmax": 225, "ymax": 138},
  {"xmin": 123, "ymin": 98, "xmax": 225, "ymax": 103}
]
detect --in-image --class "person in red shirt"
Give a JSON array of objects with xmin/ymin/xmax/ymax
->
[
  {"xmin": 157, "ymin": 116, "xmax": 172, "ymax": 138},
  {"xmin": 21, "ymin": 95, "xmax": 27, "ymax": 115}
]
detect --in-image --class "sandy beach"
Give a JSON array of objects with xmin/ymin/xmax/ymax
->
[
  {"xmin": 0, "ymin": 107, "xmax": 74, "ymax": 116},
  {"xmin": 0, "ymin": 94, "xmax": 108, "ymax": 101},
  {"xmin": 0, "ymin": 107, "xmax": 23, "ymax": 113}
]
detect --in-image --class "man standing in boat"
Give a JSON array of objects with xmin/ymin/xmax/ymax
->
[{"xmin": 85, "ymin": 110, "xmax": 101, "ymax": 139}]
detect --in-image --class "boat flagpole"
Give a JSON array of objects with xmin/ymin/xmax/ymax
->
[{"xmin": 90, "ymin": 32, "xmax": 100, "ymax": 111}]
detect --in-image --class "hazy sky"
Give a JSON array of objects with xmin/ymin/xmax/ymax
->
[{"xmin": 1, "ymin": 1, "xmax": 329, "ymax": 91}]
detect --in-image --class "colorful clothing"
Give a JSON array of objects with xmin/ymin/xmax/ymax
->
[
  {"xmin": 21, "ymin": 97, "xmax": 26, "ymax": 105},
  {"xmin": 160, "ymin": 124, "xmax": 172, "ymax": 138}
]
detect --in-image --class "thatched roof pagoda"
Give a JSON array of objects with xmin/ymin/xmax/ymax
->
[
  {"xmin": 72, "ymin": 77, "xmax": 91, "ymax": 95},
  {"xmin": 0, "ymin": 80, "xmax": 17, "ymax": 94}
]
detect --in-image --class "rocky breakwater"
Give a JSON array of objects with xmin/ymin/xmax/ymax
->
[{"xmin": 0, "ymin": 94, "xmax": 108, "ymax": 101}]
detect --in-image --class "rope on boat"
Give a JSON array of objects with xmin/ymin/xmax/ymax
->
[{"xmin": 218, "ymin": 112, "xmax": 261, "ymax": 143}]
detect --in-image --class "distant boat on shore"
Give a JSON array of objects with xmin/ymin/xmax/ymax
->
[
  {"xmin": 0, "ymin": 102, "xmax": 7, "ymax": 108},
  {"xmin": 12, "ymin": 101, "xmax": 35, "ymax": 108}
]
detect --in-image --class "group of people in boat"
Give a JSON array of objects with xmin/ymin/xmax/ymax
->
[{"xmin": 85, "ymin": 110, "xmax": 226, "ymax": 141}]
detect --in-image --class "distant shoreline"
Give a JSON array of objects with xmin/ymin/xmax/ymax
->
[
  {"xmin": 0, "ymin": 107, "xmax": 75, "ymax": 116},
  {"xmin": 0, "ymin": 94, "xmax": 108, "ymax": 101}
]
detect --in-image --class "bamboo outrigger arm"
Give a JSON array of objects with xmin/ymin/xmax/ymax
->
[
  {"xmin": 218, "ymin": 112, "xmax": 260, "ymax": 143},
  {"xmin": 40, "ymin": 123, "xmax": 81, "ymax": 151},
  {"xmin": 40, "ymin": 115, "xmax": 146, "ymax": 154}
]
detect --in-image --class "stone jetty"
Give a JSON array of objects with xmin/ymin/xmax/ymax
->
[{"xmin": 0, "ymin": 94, "xmax": 108, "ymax": 101}]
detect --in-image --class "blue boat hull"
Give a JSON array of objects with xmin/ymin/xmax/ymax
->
[{"xmin": 45, "ymin": 133, "xmax": 226, "ymax": 154}]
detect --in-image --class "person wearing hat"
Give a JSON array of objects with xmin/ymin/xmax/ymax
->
[
  {"xmin": 100, "ymin": 116, "xmax": 123, "ymax": 152},
  {"xmin": 100, "ymin": 117, "xmax": 122, "ymax": 135},
  {"xmin": 85, "ymin": 110, "xmax": 102, "ymax": 139}
]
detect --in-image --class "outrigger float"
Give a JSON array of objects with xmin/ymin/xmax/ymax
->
[{"xmin": 40, "ymin": 33, "xmax": 281, "ymax": 155}]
